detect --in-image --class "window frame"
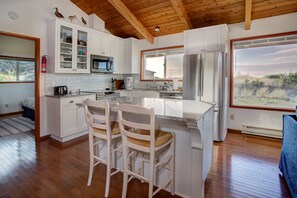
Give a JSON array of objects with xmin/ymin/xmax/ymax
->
[
  {"xmin": 0, "ymin": 55, "xmax": 35, "ymax": 84},
  {"xmin": 140, "ymin": 45, "xmax": 184, "ymax": 81},
  {"xmin": 230, "ymin": 31, "xmax": 297, "ymax": 112}
]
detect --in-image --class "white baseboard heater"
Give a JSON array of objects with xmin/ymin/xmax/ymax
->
[{"xmin": 242, "ymin": 125, "xmax": 283, "ymax": 139}]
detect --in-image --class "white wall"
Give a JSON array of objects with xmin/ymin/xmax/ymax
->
[
  {"xmin": 0, "ymin": 83, "xmax": 34, "ymax": 114},
  {"xmin": 0, "ymin": 0, "xmax": 90, "ymax": 136},
  {"xmin": 0, "ymin": 35, "xmax": 35, "ymax": 58},
  {"xmin": 227, "ymin": 12, "xmax": 297, "ymax": 130}
]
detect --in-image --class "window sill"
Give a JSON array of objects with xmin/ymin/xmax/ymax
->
[
  {"xmin": 0, "ymin": 81, "xmax": 35, "ymax": 84},
  {"xmin": 230, "ymin": 105, "xmax": 295, "ymax": 112}
]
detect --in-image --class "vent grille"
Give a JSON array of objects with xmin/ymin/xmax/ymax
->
[{"xmin": 242, "ymin": 125, "xmax": 282, "ymax": 139}]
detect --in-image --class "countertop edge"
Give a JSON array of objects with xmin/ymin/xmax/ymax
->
[{"xmin": 45, "ymin": 93, "xmax": 96, "ymax": 99}]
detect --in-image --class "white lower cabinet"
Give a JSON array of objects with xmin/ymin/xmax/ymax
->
[{"xmin": 47, "ymin": 94, "xmax": 95, "ymax": 142}]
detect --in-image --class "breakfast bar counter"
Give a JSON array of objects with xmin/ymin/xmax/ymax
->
[{"xmin": 106, "ymin": 97, "xmax": 214, "ymax": 198}]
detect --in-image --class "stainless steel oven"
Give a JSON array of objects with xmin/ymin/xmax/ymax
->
[{"xmin": 90, "ymin": 55, "xmax": 114, "ymax": 73}]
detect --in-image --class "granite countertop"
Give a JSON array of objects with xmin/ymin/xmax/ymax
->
[
  {"xmin": 105, "ymin": 97, "xmax": 214, "ymax": 121},
  {"xmin": 45, "ymin": 92, "xmax": 96, "ymax": 98}
]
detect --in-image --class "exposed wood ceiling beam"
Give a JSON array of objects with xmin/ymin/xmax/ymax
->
[
  {"xmin": 107, "ymin": 0, "xmax": 154, "ymax": 43},
  {"xmin": 245, "ymin": 0, "xmax": 252, "ymax": 30},
  {"xmin": 169, "ymin": 0, "xmax": 193, "ymax": 29}
]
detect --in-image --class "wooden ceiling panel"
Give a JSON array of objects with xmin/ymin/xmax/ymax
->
[{"xmin": 71, "ymin": 0, "xmax": 297, "ymax": 40}]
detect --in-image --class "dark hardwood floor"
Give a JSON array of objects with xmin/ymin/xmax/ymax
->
[{"xmin": 0, "ymin": 131, "xmax": 290, "ymax": 198}]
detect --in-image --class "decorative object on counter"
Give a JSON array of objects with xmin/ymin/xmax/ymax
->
[
  {"xmin": 53, "ymin": 7, "xmax": 64, "ymax": 18},
  {"xmin": 112, "ymin": 79, "xmax": 124, "ymax": 90},
  {"xmin": 164, "ymin": 82, "xmax": 173, "ymax": 91},
  {"xmin": 126, "ymin": 77, "xmax": 133, "ymax": 90},
  {"xmin": 173, "ymin": 78, "xmax": 179, "ymax": 91},
  {"xmin": 68, "ymin": 15, "xmax": 77, "ymax": 23},
  {"xmin": 81, "ymin": 17, "xmax": 87, "ymax": 26}
]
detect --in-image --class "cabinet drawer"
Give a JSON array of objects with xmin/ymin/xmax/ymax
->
[
  {"xmin": 62, "ymin": 98, "xmax": 79, "ymax": 105},
  {"xmin": 61, "ymin": 95, "xmax": 95, "ymax": 106}
]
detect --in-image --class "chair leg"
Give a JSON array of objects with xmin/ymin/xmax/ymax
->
[
  {"xmin": 148, "ymin": 152, "xmax": 155, "ymax": 198},
  {"xmin": 105, "ymin": 139, "xmax": 111, "ymax": 197},
  {"xmin": 170, "ymin": 140, "xmax": 175, "ymax": 195},
  {"xmin": 122, "ymin": 142, "xmax": 128, "ymax": 198},
  {"xmin": 87, "ymin": 134, "xmax": 94, "ymax": 186},
  {"xmin": 130, "ymin": 149, "xmax": 135, "ymax": 173},
  {"xmin": 139, "ymin": 152, "xmax": 144, "ymax": 183}
]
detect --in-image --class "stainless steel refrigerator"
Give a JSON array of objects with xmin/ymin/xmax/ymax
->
[{"xmin": 183, "ymin": 52, "xmax": 228, "ymax": 141}]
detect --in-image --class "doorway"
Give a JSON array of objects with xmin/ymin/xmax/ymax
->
[{"xmin": 0, "ymin": 31, "xmax": 40, "ymax": 142}]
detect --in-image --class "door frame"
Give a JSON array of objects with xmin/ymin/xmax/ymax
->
[{"xmin": 0, "ymin": 31, "xmax": 41, "ymax": 142}]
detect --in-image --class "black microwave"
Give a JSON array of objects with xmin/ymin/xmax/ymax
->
[{"xmin": 91, "ymin": 55, "xmax": 114, "ymax": 73}]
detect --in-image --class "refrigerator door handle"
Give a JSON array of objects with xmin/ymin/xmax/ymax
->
[
  {"xmin": 201, "ymin": 57, "xmax": 204, "ymax": 97},
  {"xmin": 197, "ymin": 55, "xmax": 201, "ymax": 97}
]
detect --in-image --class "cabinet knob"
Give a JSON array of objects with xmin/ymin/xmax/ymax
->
[{"xmin": 69, "ymin": 100, "xmax": 74, "ymax": 103}]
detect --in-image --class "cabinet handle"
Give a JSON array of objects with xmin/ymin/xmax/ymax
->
[{"xmin": 69, "ymin": 100, "xmax": 74, "ymax": 103}]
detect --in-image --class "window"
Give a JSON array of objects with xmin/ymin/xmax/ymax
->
[
  {"xmin": 231, "ymin": 33, "xmax": 297, "ymax": 110},
  {"xmin": 141, "ymin": 46, "xmax": 183, "ymax": 80},
  {"xmin": 0, "ymin": 57, "xmax": 35, "ymax": 82}
]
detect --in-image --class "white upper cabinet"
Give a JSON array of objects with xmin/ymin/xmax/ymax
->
[
  {"xmin": 113, "ymin": 37, "xmax": 125, "ymax": 74},
  {"xmin": 184, "ymin": 24, "xmax": 228, "ymax": 54},
  {"xmin": 47, "ymin": 20, "xmax": 90, "ymax": 73},
  {"xmin": 124, "ymin": 38, "xmax": 140, "ymax": 74},
  {"xmin": 90, "ymin": 30, "xmax": 112, "ymax": 57}
]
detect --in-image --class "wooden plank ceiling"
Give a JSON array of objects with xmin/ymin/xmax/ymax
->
[{"xmin": 71, "ymin": 0, "xmax": 297, "ymax": 40}]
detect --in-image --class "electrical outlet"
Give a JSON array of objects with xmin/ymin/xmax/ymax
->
[
  {"xmin": 5, "ymin": 104, "xmax": 8, "ymax": 108},
  {"xmin": 230, "ymin": 114, "xmax": 234, "ymax": 120}
]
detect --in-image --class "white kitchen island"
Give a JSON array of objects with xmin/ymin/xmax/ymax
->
[{"xmin": 102, "ymin": 97, "xmax": 215, "ymax": 198}]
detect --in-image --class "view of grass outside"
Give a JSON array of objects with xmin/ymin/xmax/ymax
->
[
  {"xmin": 0, "ymin": 59, "xmax": 34, "ymax": 82},
  {"xmin": 232, "ymin": 42, "xmax": 297, "ymax": 109}
]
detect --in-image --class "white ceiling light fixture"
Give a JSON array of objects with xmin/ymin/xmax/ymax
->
[
  {"xmin": 154, "ymin": 26, "xmax": 163, "ymax": 56},
  {"xmin": 8, "ymin": 11, "xmax": 19, "ymax": 20}
]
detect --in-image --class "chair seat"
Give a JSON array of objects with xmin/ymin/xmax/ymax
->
[
  {"xmin": 127, "ymin": 129, "xmax": 173, "ymax": 147},
  {"xmin": 93, "ymin": 122, "xmax": 120, "ymax": 135}
]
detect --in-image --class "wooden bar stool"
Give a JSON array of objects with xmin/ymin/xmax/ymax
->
[
  {"xmin": 117, "ymin": 104, "xmax": 175, "ymax": 198},
  {"xmin": 83, "ymin": 100, "xmax": 121, "ymax": 198}
]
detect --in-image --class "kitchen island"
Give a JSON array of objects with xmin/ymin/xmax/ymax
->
[{"xmin": 105, "ymin": 97, "xmax": 214, "ymax": 198}]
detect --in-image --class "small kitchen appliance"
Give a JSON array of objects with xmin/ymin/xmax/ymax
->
[
  {"xmin": 90, "ymin": 54, "xmax": 114, "ymax": 73},
  {"xmin": 126, "ymin": 77, "xmax": 133, "ymax": 90},
  {"xmin": 54, "ymin": 86, "xmax": 68, "ymax": 95}
]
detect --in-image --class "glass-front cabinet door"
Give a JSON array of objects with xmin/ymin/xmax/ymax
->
[
  {"xmin": 59, "ymin": 25, "xmax": 74, "ymax": 71},
  {"xmin": 76, "ymin": 30, "xmax": 89, "ymax": 72}
]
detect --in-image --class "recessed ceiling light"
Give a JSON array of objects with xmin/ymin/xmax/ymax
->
[
  {"xmin": 155, "ymin": 26, "xmax": 160, "ymax": 32},
  {"xmin": 8, "ymin": 11, "xmax": 19, "ymax": 20}
]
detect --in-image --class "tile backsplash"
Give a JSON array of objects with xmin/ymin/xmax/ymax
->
[{"xmin": 45, "ymin": 73, "xmax": 123, "ymax": 95}]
